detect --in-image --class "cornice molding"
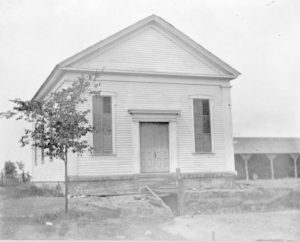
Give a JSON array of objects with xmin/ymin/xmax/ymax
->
[
  {"xmin": 60, "ymin": 67, "xmax": 236, "ymax": 80},
  {"xmin": 128, "ymin": 109, "xmax": 180, "ymax": 122}
]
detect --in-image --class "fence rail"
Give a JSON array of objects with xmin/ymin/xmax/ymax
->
[{"xmin": 0, "ymin": 172, "xmax": 31, "ymax": 186}]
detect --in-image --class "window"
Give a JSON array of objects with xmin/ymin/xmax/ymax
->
[
  {"xmin": 193, "ymin": 99, "xmax": 212, "ymax": 152},
  {"xmin": 92, "ymin": 96, "xmax": 113, "ymax": 154}
]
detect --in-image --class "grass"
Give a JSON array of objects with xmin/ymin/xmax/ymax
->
[
  {"xmin": 0, "ymin": 185, "xmax": 178, "ymax": 240},
  {"xmin": 5, "ymin": 183, "xmax": 64, "ymax": 198},
  {"xmin": 183, "ymin": 178, "xmax": 300, "ymax": 215},
  {"xmin": 1, "ymin": 178, "xmax": 299, "ymax": 240}
]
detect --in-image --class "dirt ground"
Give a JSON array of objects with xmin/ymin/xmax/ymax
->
[
  {"xmin": 163, "ymin": 210, "xmax": 300, "ymax": 241},
  {"xmin": 0, "ymin": 179, "xmax": 300, "ymax": 241},
  {"xmin": 0, "ymin": 186, "xmax": 178, "ymax": 240}
]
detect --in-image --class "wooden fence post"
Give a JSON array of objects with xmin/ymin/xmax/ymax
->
[
  {"xmin": 1, "ymin": 172, "xmax": 3, "ymax": 186},
  {"xmin": 176, "ymin": 168, "xmax": 184, "ymax": 216}
]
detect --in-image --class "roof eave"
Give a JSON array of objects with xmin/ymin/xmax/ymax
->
[
  {"xmin": 32, "ymin": 65, "xmax": 61, "ymax": 101},
  {"xmin": 32, "ymin": 15, "xmax": 241, "ymax": 100},
  {"xmin": 60, "ymin": 66, "xmax": 238, "ymax": 80},
  {"xmin": 58, "ymin": 15, "xmax": 241, "ymax": 77},
  {"xmin": 152, "ymin": 15, "xmax": 241, "ymax": 77},
  {"xmin": 58, "ymin": 15, "xmax": 159, "ymax": 68}
]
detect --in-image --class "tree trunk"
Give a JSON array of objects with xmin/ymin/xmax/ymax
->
[{"xmin": 64, "ymin": 150, "xmax": 68, "ymax": 213}]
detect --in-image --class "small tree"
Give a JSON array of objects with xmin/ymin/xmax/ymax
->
[
  {"xmin": 4, "ymin": 161, "xmax": 16, "ymax": 176},
  {"xmin": 1, "ymin": 73, "xmax": 101, "ymax": 212},
  {"xmin": 16, "ymin": 161, "xmax": 25, "ymax": 182}
]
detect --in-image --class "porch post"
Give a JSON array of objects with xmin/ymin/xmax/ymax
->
[
  {"xmin": 169, "ymin": 121, "xmax": 178, "ymax": 173},
  {"xmin": 241, "ymin": 154, "xmax": 251, "ymax": 181},
  {"xmin": 290, "ymin": 154, "xmax": 299, "ymax": 178},
  {"xmin": 266, "ymin": 154, "xmax": 276, "ymax": 180}
]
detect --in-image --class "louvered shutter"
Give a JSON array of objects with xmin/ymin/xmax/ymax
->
[
  {"xmin": 102, "ymin": 97, "xmax": 112, "ymax": 153},
  {"xmin": 92, "ymin": 96, "xmax": 112, "ymax": 154},
  {"xmin": 193, "ymin": 99, "xmax": 212, "ymax": 152}
]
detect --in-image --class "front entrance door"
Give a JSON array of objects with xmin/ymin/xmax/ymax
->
[{"xmin": 140, "ymin": 122, "xmax": 170, "ymax": 173}]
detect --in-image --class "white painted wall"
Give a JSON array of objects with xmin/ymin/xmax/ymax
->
[
  {"xmin": 31, "ymin": 150, "xmax": 77, "ymax": 182},
  {"xmin": 32, "ymin": 72, "xmax": 234, "ymax": 180},
  {"xmin": 32, "ymin": 23, "xmax": 236, "ymax": 181}
]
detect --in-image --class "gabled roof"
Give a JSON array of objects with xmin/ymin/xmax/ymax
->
[
  {"xmin": 234, "ymin": 137, "xmax": 300, "ymax": 154},
  {"xmin": 33, "ymin": 15, "xmax": 240, "ymax": 100}
]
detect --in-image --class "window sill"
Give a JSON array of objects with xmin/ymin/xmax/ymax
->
[{"xmin": 192, "ymin": 152, "xmax": 215, "ymax": 155}]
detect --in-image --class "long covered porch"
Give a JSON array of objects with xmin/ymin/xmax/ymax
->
[{"xmin": 234, "ymin": 138, "xmax": 300, "ymax": 180}]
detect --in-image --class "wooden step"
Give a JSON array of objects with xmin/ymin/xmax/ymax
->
[{"xmin": 137, "ymin": 174, "xmax": 178, "ymax": 196}]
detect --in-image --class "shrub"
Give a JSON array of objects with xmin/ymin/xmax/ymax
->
[
  {"xmin": 4, "ymin": 161, "xmax": 16, "ymax": 176},
  {"xmin": 12, "ymin": 184, "xmax": 64, "ymax": 198},
  {"xmin": 33, "ymin": 184, "xmax": 64, "ymax": 197}
]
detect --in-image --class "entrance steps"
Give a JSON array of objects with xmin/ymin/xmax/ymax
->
[{"xmin": 137, "ymin": 174, "xmax": 177, "ymax": 196}]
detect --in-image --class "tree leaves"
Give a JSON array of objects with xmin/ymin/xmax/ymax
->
[{"xmin": 0, "ymin": 73, "xmax": 99, "ymax": 162}]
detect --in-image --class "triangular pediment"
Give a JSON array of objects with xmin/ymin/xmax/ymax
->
[
  {"xmin": 33, "ymin": 15, "xmax": 240, "ymax": 101},
  {"xmin": 71, "ymin": 26, "xmax": 220, "ymax": 75}
]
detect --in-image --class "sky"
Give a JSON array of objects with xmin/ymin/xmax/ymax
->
[{"xmin": 0, "ymin": 0, "xmax": 299, "ymax": 172}]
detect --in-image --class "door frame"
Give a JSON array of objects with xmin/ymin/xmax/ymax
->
[
  {"xmin": 129, "ymin": 109, "xmax": 180, "ymax": 174},
  {"xmin": 139, "ymin": 122, "xmax": 170, "ymax": 173}
]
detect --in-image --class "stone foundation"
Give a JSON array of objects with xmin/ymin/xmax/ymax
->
[
  {"xmin": 182, "ymin": 173, "xmax": 236, "ymax": 191},
  {"xmin": 69, "ymin": 179, "xmax": 139, "ymax": 195},
  {"xmin": 33, "ymin": 172, "xmax": 236, "ymax": 196}
]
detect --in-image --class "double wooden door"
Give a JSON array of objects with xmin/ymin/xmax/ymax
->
[{"xmin": 140, "ymin": 122, "xmax": 170, "ymax": 173}]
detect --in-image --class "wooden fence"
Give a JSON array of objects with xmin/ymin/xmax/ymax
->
[{"xmin": 0, "ymin": 172, "xmax": 31, "ymax": 186}]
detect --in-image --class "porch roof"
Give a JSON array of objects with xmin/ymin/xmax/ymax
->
[{"xmin": 234, "ymin": 137, "xmax": 300, "ymax": 154}]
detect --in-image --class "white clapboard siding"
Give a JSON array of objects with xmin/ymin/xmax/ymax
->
[
  {"xmin": 32, "ymin": 75, "xmax": 233, "ymax": 180},
  {"xmin": 74, "ymin": 27, "xmax": 219, "ymax": 75},
  {"xmin": 73, "ymin": 75, "xmax": 233, "ymax": 177},
  {"xmin": 31, "ymin": 150, "xmax": 78, "ymax": 182}
]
